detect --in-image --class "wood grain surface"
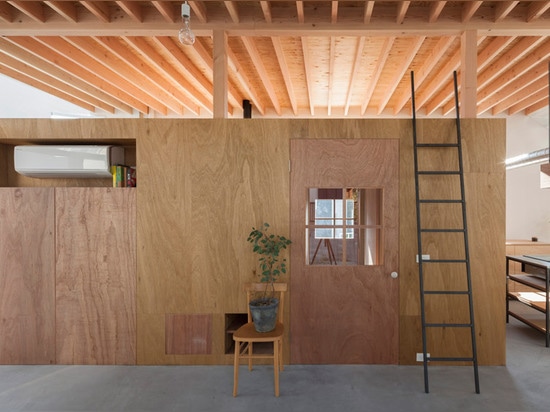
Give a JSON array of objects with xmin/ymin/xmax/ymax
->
[
  {"xmin": 0, "ymin": 188, "xmax": 55, "ymax": 364},
  {"xmin": 55, "ymin": 187, "xmax": 136, "ymax": 364}
]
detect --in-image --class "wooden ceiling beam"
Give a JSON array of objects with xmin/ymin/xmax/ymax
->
[
  {"xmin": 364, "ymin": 1, "xmax": 374, "ymax": 24},
  {"xmin": 79, "ymin": 1, "xmax": 110, "ymax": 23},
  {"xmin": 0, "ymin": 36, "xmax": 130, "ymax": 113},
  {"xmin": 495, "ymin": 1, "xmax": 519, "ymax": 23},
  {"xmin": 508, "ymin": 88, "xmax": 547, "ymax": 115},
  {"xmin": 7, "ymin": 1, "xmax": 45, "ymax": 23},
  {"xmin": 240, "ymin": 36, "xmax": 281, "ymax": 115},
  {"xmin": 361, "ymin": 36, "xmax": 394, "ymax": 115},
  {"xmin": 65, "ymin": 36, "xmax": 169, "ymax": 115},
  {"xmin": 490, "ymin": 75, "xmax": 547, "ymax": 115},
  {"xmin": 432, "ymin": 35, "xmax": 518, "ymax": 114},
  {"xmin": 460, "ymin": 30, "xmax": 478, "ymax": 118},
  {"xmin": 479, "ymin": 58, "xmax": 550, "ymax": 112},
  {"xmin": 152, "ymin": 1, "xmax": 177, "ymax": 23},
  {"xmin": 115, "ymin": 1, "xmax": 143, "ymax": 23},
  {"xmin": 327, "ymin": 36, "xmax": 335, "ymax": 115},
  {"xmin": 331, "ymin": 1, "xmax": 338, "ymax": 24},
  {"xmin": 93, "ymin": 36, "xmax": 189, "ymax": 115},
  {"xmin": 377, "ymin": 36, "xmax": 425, "ymax": 115},
  {"xmin": 0, "ymin": 44, "xmax": 116, "ymax": 113},
  {"xmin": 271, "ymin": 37, "xmax": 298, "ymax": 115},
  {"xmin": 462, "ymin": 1, "xmax": 482, "ymax": 23},
  {"xmin": 213, "ymin": 29, "xmax": 228, "ymax": 118},
  {"xmin": 344, "ymin": 36, "xmax": 365, "ymax": 116},
  {"xmin": 477, "ymin": 36, "xmax": 544, "ymax": 95},
  {"xmin": 123, "ymin": 36, "xmax": 209, "ymax": 114},
  {"xmin": 226, "ymin": 46, "xmax": 266, "ymax": 115},
  {"xmin": 421, "ymin": 53, "xmax": 460, "ymax": 114},
  {"xmin": 301, "ymin": 36, "xmax": 314, "ymax": 115},
  {"xmin": 45, "ymin": 1, "xmax": 78, "ymax": 23},
  {"xmin": 224, "ymin": 1, "xmax": 239, "ymax": 23},
  {"xmin": 437, "ymin": 35, "xmax": 487, "ymax": 115},
  {"xmin": 296, "ymin": 1, "xmax": 304, "ymax": 24},
  {"xmin": 0, "ymin": 63, "xmax": 96, "ymax": 112},
  {"xmin": 260, "ymin": 1, "xmax": 272, "ymax": 23},
  {"xmin": 188, "ymin": 37, "xmax": 241, "ymax": 110},
  {"xmin": 396, "ymin": 1, "xmax": 410, "ymax": 25},
  {"xmin": 153, "ymin": 36, "xmax": 214, "ymax": 100},
  {"xmin": 0, "ymin": 2, "xmax": 13, "ymax": 23},
  {"xmin": 189, "ymin": 1, "xmax": 207, "ymax": 24},
  {"xmin": 394, "ymin": 35, "xmax": 455, "ymax": 114},
  {"xmin": 477, "ymin": 38, "xmax": 550, "ymax": 105},
  {"xmin": 525, "ymin": 97, "xmax": 548, "ymax": 116},
  {"xmin": 527, "ymin": 1, "xmax": 550, "ymax": 22},
  {"xmin": 7, "ymin": 36, "xmax": 140, "ymax": 114},
  {"xmin": 428, "ymin": 1, "xmax": 446, "ymax": 23},
  {"xmin": 477, "ymin": 36, "xmax": 515, "ymax": 72}
]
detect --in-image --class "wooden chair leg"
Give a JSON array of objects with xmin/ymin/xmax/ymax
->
[
  {"xmin": 279, "ymin": 340, "xmax": 284, "ymax": 371},
  {"xmin": 233, "ymin": 341, "xmax": 240, "ymax": 397},
  {"xmin": 247, "ymin": 342, "xmax": 253, "ymax": 371},
  {"xmin": 273, "ymin": 338, "xmax": 280, "ymax": 397}
]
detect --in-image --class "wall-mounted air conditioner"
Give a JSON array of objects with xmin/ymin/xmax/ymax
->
[{"xmin": 14, "ymin": 145, "xmax": 124, "ymax": 178}]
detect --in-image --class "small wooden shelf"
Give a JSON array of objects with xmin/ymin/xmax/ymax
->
[{"xmin": 506, "ymin": 255, "xmax": 550, "ymax": 346}]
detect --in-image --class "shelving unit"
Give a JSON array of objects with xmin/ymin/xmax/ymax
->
[
  {"xmin": 224, "ymin": 313, "xmax": 247, "ymax": 354},
  {"xmin": 506, "ymin": 255, "xmax": 550, "ymax": 347}
]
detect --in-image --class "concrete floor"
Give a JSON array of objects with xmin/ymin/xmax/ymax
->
[{"xmin": 0, "ymin": 317, "xmax": 549, "ymax": 412}]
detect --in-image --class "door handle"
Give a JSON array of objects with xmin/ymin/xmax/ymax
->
[{"xmin": 390, "ymin": 271, "xmax": 399, "ymax": 279}]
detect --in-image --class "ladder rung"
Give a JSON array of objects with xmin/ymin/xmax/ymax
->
[
  {"xmin": 419, "ymin": 199, "xmax": 463, "ymax": 204},
  {"xmin": 420, "ymin": 228, "xmax": 465, "ymax": 233},
  {"xmin": 415, "ymin": 143, "xmax": 459, "ymax": 148},
  {"xmin": 418, "ymin": 171, "xmax": 460, "ymax": 175},
  {"xmin": 426, "ymin": 323, "xmax": 473, "ymax": 328},
  {"xmin": 428, "ymin": 357, "xmax": 475, "ymax": 362},
  {"xmin": 412, "ymin": 70, "xmax": 480, "ymax": 394}
]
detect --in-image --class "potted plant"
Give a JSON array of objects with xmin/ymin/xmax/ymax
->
[{"xmin": 247, "ymin": 222, "xmax": 292, "ymax": 332}]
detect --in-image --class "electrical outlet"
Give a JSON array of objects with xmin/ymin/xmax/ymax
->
[
  {"xmin": 416, "ymin": 254, "xmax": 430, "ymax": 263},
  {"xmin": 416, "ymin": 353, "xmax": 430, "ymax": 362}
]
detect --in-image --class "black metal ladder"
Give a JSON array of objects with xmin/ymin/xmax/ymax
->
[{"xmin": 410, "ymin": 70, "xmax": 480, "ymax": 394}]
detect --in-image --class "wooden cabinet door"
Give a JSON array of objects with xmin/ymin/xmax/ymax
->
[
  {"xmin": 55, "ymin": 188, "xmax": 136, "ymax": 364},
  {"xmin": 0, "ymin": 188, "xmax": 55, "ymax": 364}
]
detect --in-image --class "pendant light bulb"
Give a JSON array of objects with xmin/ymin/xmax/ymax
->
[{"xmin": 179, "ymin": 2, "xmax": 195, "ymax": 46}]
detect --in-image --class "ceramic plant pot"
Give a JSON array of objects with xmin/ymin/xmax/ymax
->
[{"xmin": 249, "ymin": 298, "xmax": 279, "ymax": 333}]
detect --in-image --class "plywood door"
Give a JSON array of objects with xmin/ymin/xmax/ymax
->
[
  {"xmin": 55, "ymin": 188, "xmax": 136, "ymax": 365},
  {"xmin": 290, "ymin": 139, "xmax": 399, "ymax": 364},
  {"xmin": 0, "ymin": 188, "xmax": 55, "ymax": 364}
]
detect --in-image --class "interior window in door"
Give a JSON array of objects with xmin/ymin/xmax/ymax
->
[{"xmin": 307, "ymin": 188, "xmax": 383, "ymax": 266}]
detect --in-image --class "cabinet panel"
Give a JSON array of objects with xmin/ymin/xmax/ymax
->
[
  {"xmin": 0, "ymin": 188, "xmax": 55, "ymax": 364},
  {"xmin": 55, "ymin": 188, "xmax": 136, "ymax": 364}
]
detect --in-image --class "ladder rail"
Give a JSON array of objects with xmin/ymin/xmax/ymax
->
[
  {"xmin": 410, "ymin": 70, "xmax": 430, "ymax": 394},
  {"xmin": 411, "ymin": 70, "xmax": 480, "ymax": 394},
  {"xmin": 453, "ymin": 71, "xmax": 481, "ymax": 395}
]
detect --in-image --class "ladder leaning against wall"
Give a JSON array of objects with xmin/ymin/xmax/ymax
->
[{"xmin": 410, "ymin": 70, "xmax": 480, "ymax": 394}]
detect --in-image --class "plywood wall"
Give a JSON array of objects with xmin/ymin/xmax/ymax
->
[
  {"xmin": 55, "ymin": 188, "xmax": 136, "ymax": 364},
  {"xmin": 0, "ymin": 118, "xmax": 506, "ymax": 366},
  {"xmin": 0, "ymin": 188, "xmax": 55, "ymax": 364}
]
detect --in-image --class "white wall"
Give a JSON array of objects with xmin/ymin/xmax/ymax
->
[
  {"xmin": 506, "ymin": 114, "xmax": 550, "ymax": 242},
  {"xmin": 0, "ymin": 74, "xmax": 136, "ymax": 118}
]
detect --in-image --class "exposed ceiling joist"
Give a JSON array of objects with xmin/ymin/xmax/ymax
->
[{"xmin": 0, "ymin": 1, "xmax": 548, "ymax": 118}]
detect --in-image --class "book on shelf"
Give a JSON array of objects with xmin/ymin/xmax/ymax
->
[{"xmin": 111, "ymin": 165, "xmax": 137, "ymax": 188}]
